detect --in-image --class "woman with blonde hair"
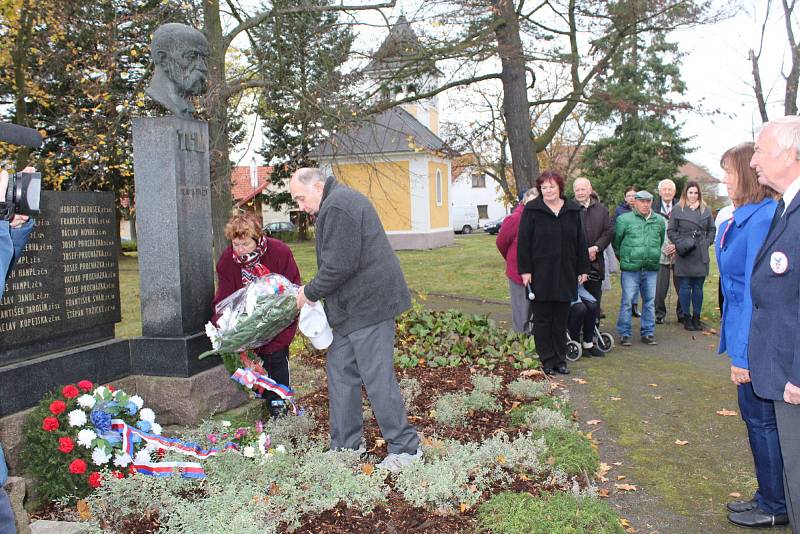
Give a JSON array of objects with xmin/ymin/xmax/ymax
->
[
  {"xmin": 715, "ymin": 142, "xmax": 786, "ymax": 528},
  {"xmin": 667, "ymin": 180, "xmax": 715, "ymax": 331},
  {"xmin": 211, "ymin": 211, "xmax": 301, "ymax": 418}
]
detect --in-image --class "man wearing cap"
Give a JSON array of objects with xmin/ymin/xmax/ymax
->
[
  {"xmin": 289, "ymin": 168, "xmax": 421, "ymax": 474},
  {"xmin": 613, "ymin": 190, "xmax": 666, "ymax": 346}
]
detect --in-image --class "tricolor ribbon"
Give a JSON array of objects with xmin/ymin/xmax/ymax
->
[
  {"xmin": 111, "ymin": 419, "xmax": 238, "ymax": 479},
  {"xmin": 231, "ymin": 368, "xmax": 295, "ymax": 400}
]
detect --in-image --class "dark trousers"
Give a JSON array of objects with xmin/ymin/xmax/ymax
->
[
  {"xmin": 774, "ymin": 401, "xmax": 800, "ymax": 532},
  {"xmin": 738, "ymin": 382, "xmax": 786, "ymax": 514},
  {"xmin": 568, "ymin": 300, "xmax": 598, "ymax": 344},
  {"xmin": 258, "ymin": 347, "xmax": 290, "ymax": 405},
  {"xmin": 531, "ymin": 301, "xmax": 570, "ymax": 369},
  {"xmin": 583, "ymin": 279, "xmax": 603, "ymax": 312},
  {"xmin": 678, "ymin": 276, "xmax": 705, "ymax": 317},
  {"xmin": 655, "ymin": 263, "xmax": 683, "ymax": 320}
]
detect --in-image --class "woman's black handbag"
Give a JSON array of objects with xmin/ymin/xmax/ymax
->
[{"xmin": 675, "ymin": 231, "xmax": 698, "ymax": 257}]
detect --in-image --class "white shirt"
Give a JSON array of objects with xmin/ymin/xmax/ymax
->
[
  {"xmin": 715, "ymin": 204, "xmax": 734, "ymax": 231},
  {"xmin": 782, "ymin": 175, "xmax": 800, "ymax": 215},
  {"xmin": 660, "ymin": 200, "xmax": 674, "ymax": 216}
]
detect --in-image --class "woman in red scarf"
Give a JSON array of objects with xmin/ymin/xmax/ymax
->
[{"xmin": 212, "ymin": 212, "xmax": 301, "ymax": 417}]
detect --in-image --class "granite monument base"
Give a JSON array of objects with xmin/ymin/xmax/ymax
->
[{"xmin": 130, "ymin": 332, "xmax": 217, "ymax": 377}]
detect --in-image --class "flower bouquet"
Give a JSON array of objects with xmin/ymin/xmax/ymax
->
[
  {"xmin": 22, "ymin": 381, "xmax": 162, "ymax": 501},
  {"xmin": 201, "ymin": 273, "xmax": 299, "ymax": 360}
]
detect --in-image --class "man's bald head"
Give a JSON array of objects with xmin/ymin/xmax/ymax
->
[{"xmin": 289, "ymin": 168, "xmax": 327, "ymax": 214}]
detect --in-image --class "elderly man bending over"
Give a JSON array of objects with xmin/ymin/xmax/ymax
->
[{"xmin": 290, "ymin": 168, "xmax": 421, "ymax": 473}]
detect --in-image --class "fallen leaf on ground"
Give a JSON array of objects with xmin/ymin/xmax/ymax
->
[
  {"xmin": 361, "ymin": 463, "xmax": 374, "ymax": 475},
  {"xmin": 77, "ymin": 500, "xmax": 91, "ymax": 521},
  {"xmin": 612, "ymin": 462, "xmax": 623, "ymax": 466},
  {"xmin": 648, "ymin": 383, "xmax": 658, "ymax": 387},
  {"xmin": 610, "ymin": 396, "xmax": 623, "ymax": 401},
  {"xmin": 716, "ymin": 409, "xmax": 737, "ymax": 417},
  {"xmin": 615, "ymin": 483, "xmax": 637, "ymax": 491},
  {"xmin": 653, "ymin": 396, "xmax": 662, "ymax": 400},
  {"xmin": 597, "ymin": 463, "xmax": 611, "ymax": 482},
  {"xmin": 729, "ymin": 492, "xmax": 742, "ymax": 498},
  {"xmin": 521, "ymin": 369, "xmax": 544, "ymax": 378},
  {"xmin": 598, "ymin": 488, "xmax": 610, "ymax": 497},
  {"xmin": 675, "ymin": 440, "xmax": 689, "ymax": 446},
  {"xmin": 617, "ymin": 475, "xmax": 626, "ymax": 480},
  {"xmin": 572, "ymin": 378, "xmax": 588, "ymax": 384},
  {"xmin": 460, "ymin": 502, "xmax": 469, "ymax": 513},
  {"xmin": 587, "ymin": 419, "xmax": 602, "ymax": 425}
]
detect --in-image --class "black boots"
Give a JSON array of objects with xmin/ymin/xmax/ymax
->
[{"xmin": 684, "ymin": 314, "xmax": 702, "ymax": 331}]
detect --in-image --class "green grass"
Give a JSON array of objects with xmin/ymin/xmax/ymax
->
[
  {"xmin": 539, "ymin": 427, "xmax": 599, "ymax": 477},
  {"xmin": 116, "ymin": 253, "xmax": 141, "ymax": 339},
  {"xmin": 478, "ymin": 492, "xmax": 624, "ymax": 534}
]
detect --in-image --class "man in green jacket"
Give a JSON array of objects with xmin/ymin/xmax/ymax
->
[{"xmin": 613, "ymin": 190, "xmax": 666, "ymax": 346}]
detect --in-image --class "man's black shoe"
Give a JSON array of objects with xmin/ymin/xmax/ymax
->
[
  {"xmin": 655, "ymin": 317, "xmax": 665, "ymax": 325},
  {"xmin": 726, "ymin": 498, "xmax": 758, "ymax": 513},
  {"xmin": 555, "ymin": 363, "xmax": 570, "ymax": 375},
  {"xmin": 620, "ymin": 336, "xmax": 632, "ymax": 346},
  {"xmin": 641, "ymin": 336, "xmax": 658, "ymax": 345},
  {"xmin": 727, "ymin": 509, "xmax": 789, "ymax": 528},
  {"xmin": 543, "ymin": 367, "xmax": 555, "ymax": 376},
  {"xmin": 586, "ymin": 346, "xmax": 605, "ymax": 357}
]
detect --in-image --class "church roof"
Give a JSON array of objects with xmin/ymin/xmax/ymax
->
[
  {"xmin": 311, "ymin": 106, "xmax": 447, "ymax": 158},
  {"xmin": 364, "ymin": 16, "xmax": 441, "ymax": 77}
]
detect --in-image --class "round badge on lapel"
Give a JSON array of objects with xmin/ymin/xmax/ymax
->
[{"xmin": 770, "ymin": 251, "xmax": 789, "ymax": 274}]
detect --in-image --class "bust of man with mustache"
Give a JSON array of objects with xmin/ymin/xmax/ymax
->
[{"xmin": 146, "ymin": 23, "xmax": 209, "ymax": 119}]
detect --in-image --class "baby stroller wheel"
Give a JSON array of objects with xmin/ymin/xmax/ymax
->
[
  {"xmin": 566, "ymin": 340, "xmax": 582, "ymax": 362},
  {"xmin": 597, "ymin": 332, "xmax": 614, "ymax": 353}
]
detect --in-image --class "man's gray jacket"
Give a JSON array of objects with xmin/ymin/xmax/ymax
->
[{"xmin": 304, "ymin": 177, "xmax": 411, "ymax": 335}]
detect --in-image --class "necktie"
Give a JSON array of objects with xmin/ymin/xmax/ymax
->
[
  {"xmin": 665, "ymin": 204, "xmax": 671, "ymax": 217},
  {"xmin": 768, "ymin": 198, "xmax": 785, "ymax": 235}
]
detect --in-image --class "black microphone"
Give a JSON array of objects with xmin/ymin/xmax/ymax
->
[{"xmin": 0, "ymin": 123, "xmax": 43, "ymax": 148}]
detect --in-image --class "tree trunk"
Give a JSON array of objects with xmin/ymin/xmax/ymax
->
[
  {"xmin": 492, "ymin": 0, "xmax": 538, "ymax": 197},
  {"xmin": 203, "ymin": 0, "xmax": 233, "ymax": 260},
  {"xmin": 750, "ymin": 49, "xmax": 769, "ymax": 123},
  {"xmin": 13, "ymin": 0, "xmax": 33, "ymax": 169},
  {"xmin": 782, "ymin": 0, "xmax": 799, "ymax": 115}
]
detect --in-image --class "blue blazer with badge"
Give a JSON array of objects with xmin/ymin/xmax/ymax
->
[
  {"xmin": 716, "ymin": 199, "xmax": 777, "ymax": 369},
  {"xmin": 749, "ymin": 193, "xmax": 800, "ymax": 400}
]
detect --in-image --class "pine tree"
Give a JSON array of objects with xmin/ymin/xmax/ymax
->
[
  {"xmin": 581, "ymin": 32, "xmax": 690, "ymax": 205},
  {"xmin": 253, "ymin": 0, "xmax": 355, "ymax": 213}
]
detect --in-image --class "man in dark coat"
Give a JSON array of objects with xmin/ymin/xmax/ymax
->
[
  {"xmin": 572, "ymin": 178, "xmax": 613, "ymax": 307},
  {"xmin": 652, "ymin": 179, "xmax": 683, "ymax": 323},
  {"xmin": 290, "ymin": 168, "xmax": 420, "ymax": 474},
  {"xmin": 746, "ymin": 116, "xmax": 800, "ymax": 531}
]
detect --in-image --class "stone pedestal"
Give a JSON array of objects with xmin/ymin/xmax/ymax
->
[
  {"xmin": 132, "ymin": 116, "xmax": 214, "ymax": 377},
  {"xmin": 4, "ymin": 477, "xmax": 31, "ymax": 534}
]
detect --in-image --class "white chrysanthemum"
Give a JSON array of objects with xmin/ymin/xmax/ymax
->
[
  {"xmin": 113, "ymin": 453, "xmax": 132, "ymax": 468},
  {"xmin": 151, "ymin": 422, "xmax": 162, "ymax": 435},
  {"xmin": 77, "ymin": 429, "xmax": 97, "ymax": 448},
  {"xmin": 275, "ymin": 444, "xmax": 286, "ymax": 454},
  {"xmin": 129, "ymin": 395, "xmax": 144, "ymax": 410},
  {"xmin": 221, "ymin": 420, "xmax": 231, "ymax": 428},
  {"xmin": 92, "ymin": 447, "xmax": 112, "ymax": 466},
  {"xmin": 139, "ymin": 408, "xmax": 155, "ymax": 423},
  {"xmin": 218, "ymin": 308, "xmax": 236, "ymax": 332},
  {"xmin": 245, "ymin": 287, "xmax": 258, "ymax": 315},
  {"xmin": 204, "ymin": 322, "xmax": 221, "ymax": 349},
  {"xmin": 67, "ymin": 409, "xmax": 87, "ymax": 428},
  {"xmin": 77, "ymin": 394, "xmax": 96, "ymax": 409},
  {"xmin": 134, "ymin": 449, "xmax": 151, "ymax": 464},
  {"xmin": 242, "ymin": 446, "xmax": 256, "ymax": 458},
  {"xmin": 257, "ymin": 433, "xmax": 269, "ymax": 455}
]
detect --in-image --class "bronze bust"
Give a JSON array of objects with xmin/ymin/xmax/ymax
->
[{"xmin": 146, "ymin": 23, "xmax": 209, "ymax": 118}]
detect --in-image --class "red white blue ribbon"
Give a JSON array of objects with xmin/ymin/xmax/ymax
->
[
  {"xmin": 231, "ymin": 368, "xmax": 295, "ymax": 400},
  {"xmin": 111, "ymin": 419, "xmax": 237, "ymax": 479}
]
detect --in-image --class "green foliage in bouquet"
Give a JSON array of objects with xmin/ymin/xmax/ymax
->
[{"xmin": 394, "ymin": 304, "xmax": 537, "ymax": 370}]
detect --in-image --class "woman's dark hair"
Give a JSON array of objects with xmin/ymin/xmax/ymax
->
[
  {"xmin": 720, "ymin": 142, "xmax": 777, "ymax": 206},
  {"xmin": 536, "ymin": 170, "xmax": 566, "ymax": 198}
]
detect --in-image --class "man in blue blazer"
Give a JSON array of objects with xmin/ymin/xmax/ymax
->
[{"xmin": 749, "ymin": 115, "xmax": 800, "ymax": 533}]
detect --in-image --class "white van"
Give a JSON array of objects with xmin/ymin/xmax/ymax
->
[{"xmin": 451, "ymin": 205, "xmax": 479, "ymax": 234}]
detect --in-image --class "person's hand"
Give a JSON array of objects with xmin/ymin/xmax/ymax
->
[
  {"xmin": 730, "ymin": 365, "xmax": 750, "ymax": 385},
  {"xmin": 784, "ymin": 382, "xmax": 800, "ymax": 404},
  {"xmin": 588, "ymin": 246, "xmax": 598, "ymax": 262},
  {"xmin": 665, "ymin": 243, "xmax": 676, "ymax": 256},
  {"xmin": 9, "ymin": 214, "xmax": 29, "ymax": 228},
  {"xmin": 578, "ymin": 273, "xmax": 589, "ymax": 284},
  {"xmin": 521, "ymin": 273, "xmax": 532, "ymax": 286},
  {"xmin": 296, "ymin": 285, "xmax": 311, "ymax": 310}
]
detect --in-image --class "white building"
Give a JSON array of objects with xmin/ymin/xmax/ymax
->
[{"xmin": 450, "ymin": 163, "xmax": 512, "ymax": 225}]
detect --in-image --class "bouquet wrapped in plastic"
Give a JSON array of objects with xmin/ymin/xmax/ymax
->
[{"xmin": 200, "ymin": 274, "xmax": 299, "ymax": 359}]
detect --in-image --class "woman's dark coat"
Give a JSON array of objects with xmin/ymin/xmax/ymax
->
[
  {"xmin": 516, "ymin": 197, "xmax": 591, "ymax": 302},
  {"xmin": 667, "ymin": 204, "xmax": 716, "ymax": 277}
]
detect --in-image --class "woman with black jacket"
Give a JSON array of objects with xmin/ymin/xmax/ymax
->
[{"xmin": 517, "ymin": 171, "xmax": 591, "ymax": 375}]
